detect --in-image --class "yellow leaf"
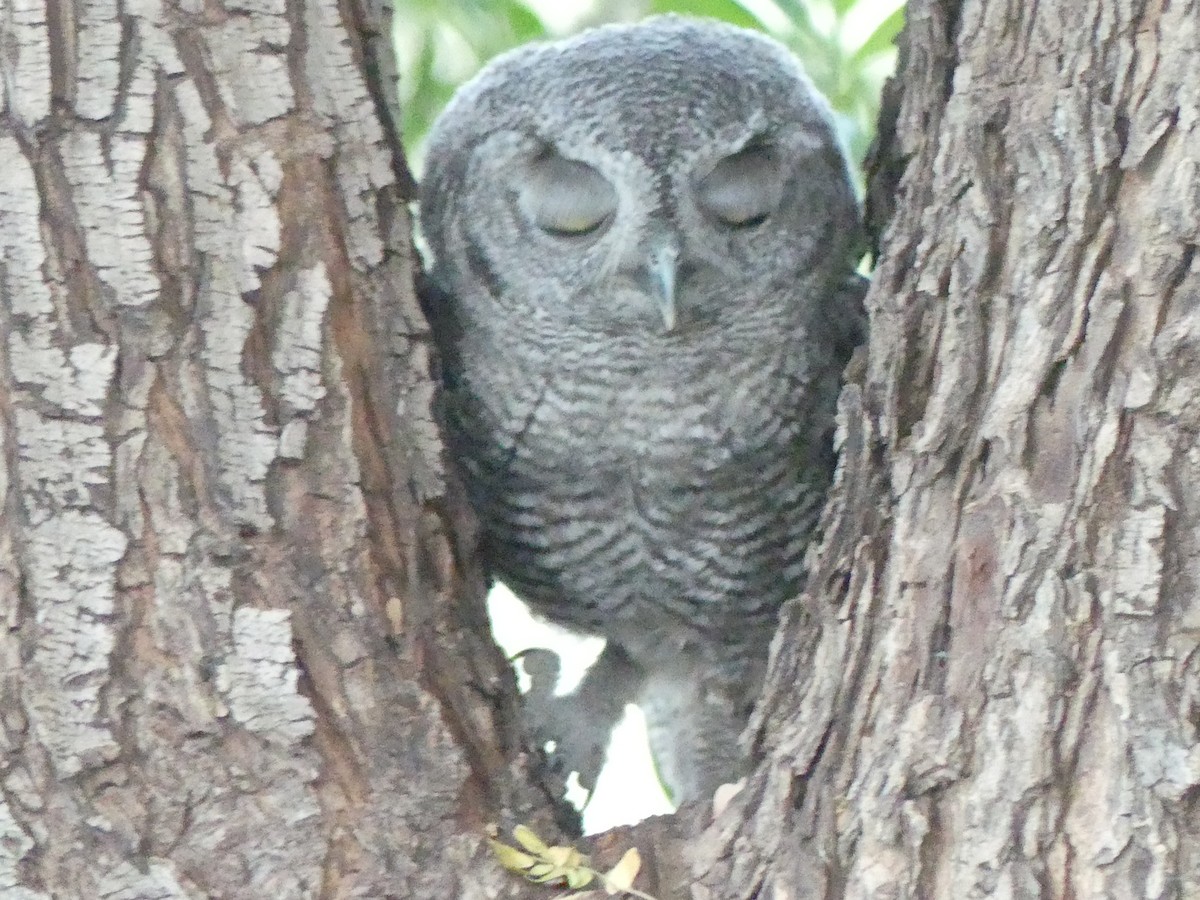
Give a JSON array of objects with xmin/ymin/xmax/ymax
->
[
  {"xmin": 513, "ymin": 824, "xmax": 552, "ymax": 855},
  {"xmin": 546, "ymin": 845, "xmax": 587, "ymax": 868},
  {"xmin": 565, "ymin": 866, "xmax": 595, "ymax": 889},
  {"xmin": 604, "ymin": 847, "xmax": 642, "ymax": 893},
  {"xmin": 489, "ymin": 840, "xmax": 537, "ymax": 873}
]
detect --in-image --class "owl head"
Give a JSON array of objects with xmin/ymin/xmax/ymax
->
[{"xmin": 419, "ymin": 15, "xmax": 862, "ymax": 338}]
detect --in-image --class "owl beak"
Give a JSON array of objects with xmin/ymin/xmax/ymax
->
[{"xmin": 649, "ymin": 243, "xmax": 679, "ymax": 332}]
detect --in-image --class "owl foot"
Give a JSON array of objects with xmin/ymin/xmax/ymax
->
[{"xmin": 517, "ymin": 644, "xmax": 644, "ymax": 798}]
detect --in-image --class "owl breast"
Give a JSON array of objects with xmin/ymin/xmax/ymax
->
[{"xmin": 450, "ymin": 310, "xmax": 840, "ymax": 661}]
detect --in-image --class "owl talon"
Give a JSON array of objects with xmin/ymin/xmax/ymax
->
[
  {"xmin": 518, "ymin": 648, "xmax": 612, "ymax": 794},
  {"xmin": 517, "ymin": 643, "xmax": 645, "ymax": 795}
]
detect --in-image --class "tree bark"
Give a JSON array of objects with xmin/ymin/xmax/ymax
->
[
  {"xmin": 0, "ymin": 0, "xmax": 556, "ymax": 896},
  {"xmin": 5, "ymin": 0, "xmax": 1199, "ymax": 898},
  {"xmin": 690, "ymin": 0, "xmax": 1200, "ymax": 897}
]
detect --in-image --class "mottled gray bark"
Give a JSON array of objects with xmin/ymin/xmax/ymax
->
[
  {"xmin": 0, "ymin": 0, "xmax": 555, "ymax": 897},
  {"xmin": 688, "ymin": 0, "xmax": 1200, "ymax": 897},
  {"xmin": 6, "ymin": 0, "xmax": 1198, "ymax": 897}
]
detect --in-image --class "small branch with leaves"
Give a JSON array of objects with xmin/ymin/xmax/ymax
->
[{"xmin": 488, "ymin": 824, "xmax": 660, "ymax": 899}]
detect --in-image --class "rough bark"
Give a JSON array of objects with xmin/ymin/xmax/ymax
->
[
  {"xmin": 0, "ymin": 0, "xmax": 556, "ymax": 897},
  {"xmin": 6, "ymin": 0, "xmax": 1199, "ymax": 897},
  {"xmin": 688, "ymin": 0, "xmax": 1200, "ymax": 897}
]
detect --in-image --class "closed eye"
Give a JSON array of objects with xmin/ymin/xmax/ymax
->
[
  {"xmin": 695, "ymin": 144, "xmax": 783, "ymax": 228},
  {"xmin": 519, "ymin": 150, "xmax": 617, "ymax": 237}
]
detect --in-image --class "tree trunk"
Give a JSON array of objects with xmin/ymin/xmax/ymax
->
[
  {"xmin": 5, "ymin": 0, "xmax": 1198, "ymax": 898},
  {"xmin": 0, "ymin": 0, "xmax": 555, "ymax": 896},
  {"xmin": 690, "ymin": 0, "xmax": 1200, "ymax": 897}
]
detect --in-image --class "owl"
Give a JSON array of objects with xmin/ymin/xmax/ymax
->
[{"xmin": 419, "ymin": 15, "xmax": 865, "ymax": 806}]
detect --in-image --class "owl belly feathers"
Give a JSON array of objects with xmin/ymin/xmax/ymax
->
[
  {"xmin": 419, "ymin": 15, "xmax": 864, "ymax": 805},
  {"xmin": 455, "ymin": 326, "xmax": 830, "ymax": 660}
]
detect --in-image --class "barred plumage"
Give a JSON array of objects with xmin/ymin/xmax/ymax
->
[{"xmin": 419, "ymin": 15, "xmax": 864, "ymax": 805}]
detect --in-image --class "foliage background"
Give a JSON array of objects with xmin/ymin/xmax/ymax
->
[{"xmin": 394, "ymin": 0, "xmax": 904, "ymax": 172}]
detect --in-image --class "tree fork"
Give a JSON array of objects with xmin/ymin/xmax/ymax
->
[{"xmin": 1, "ymin": 0, "xmax": 1198, "ymax": 897}]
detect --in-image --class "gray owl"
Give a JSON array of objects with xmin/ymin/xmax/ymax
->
[{"xmin": 419, "ymin": 15, "xmax": 864, "ymax": 806}]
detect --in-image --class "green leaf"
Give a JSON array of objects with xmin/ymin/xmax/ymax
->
[
  {"xmin": 853, "ymin": 6, "xmax": 905, "ymax": 61},
  {"xmin": 503, "ymin": 1, "xmax": 546, "ymax": 42},
  {"xmin": 399, "ymin": 29, "xmax": 438, "ymax": 145},
  {"xmin": 772, "ymin": 0, "xmax": 819, "ymax": 33},
  {"xmin": 648, "ymin": 0, "xmax": 762, "ymax": 30}
]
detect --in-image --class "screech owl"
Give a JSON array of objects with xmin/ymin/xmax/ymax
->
[{"xmin": 419, "ymin": 15, "xmax": 865, "ymax": 806}]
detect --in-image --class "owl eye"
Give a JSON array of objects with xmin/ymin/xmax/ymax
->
[
  {"xmin": 519, "ymin": 151, "xmax": 617, "ymax": 236},
  {"xmin": 696, "ymin": 145, "xmax": 783, "ymax": 228}
]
